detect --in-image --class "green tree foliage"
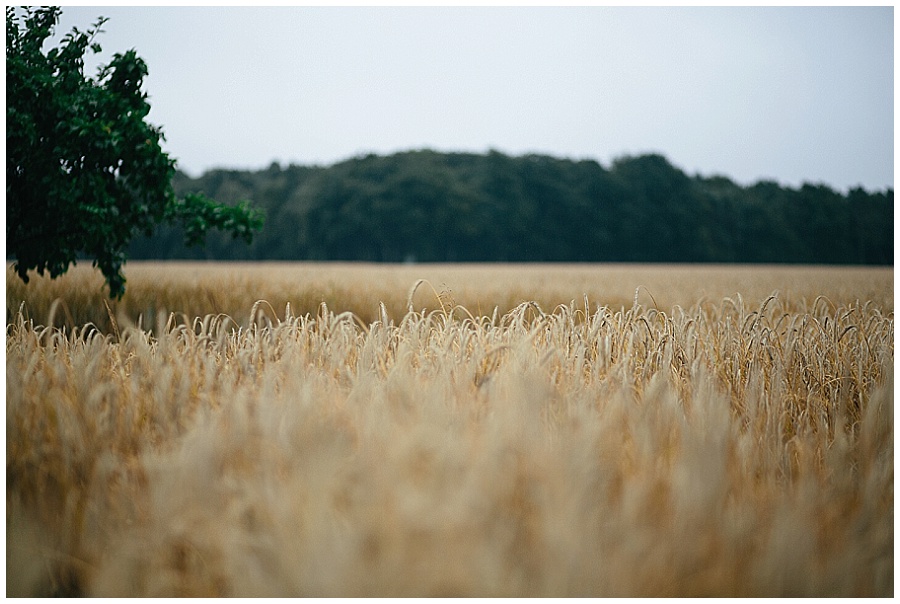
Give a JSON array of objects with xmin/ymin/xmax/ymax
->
[
  {"xmin": 6, "ymin": 6, "xmax": 263, "ymax": 298},
  {"xmin": 129, "ymin": 149, "xmax": 892, "ymax": 266},
  {"xmin": 132, "ymin": 150, "xmax": 894, "ymax": 264}
]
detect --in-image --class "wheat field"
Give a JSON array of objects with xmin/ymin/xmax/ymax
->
[{"xmin": 6, "ymin": 262, "xmax": 894, "ymax": 596}]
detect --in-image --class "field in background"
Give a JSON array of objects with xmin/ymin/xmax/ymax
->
[
  {"xmin": 7, "ymin": 261, "xmax": 894, "ymax": 331},
  {"xmin": 6, "ymin": 263, "xmax": 894, "ymax": 596}
]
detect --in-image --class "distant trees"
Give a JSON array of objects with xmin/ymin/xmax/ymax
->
[{"xmin": 128, "ymin": 149, "xmax": 893, "ymax": 266}]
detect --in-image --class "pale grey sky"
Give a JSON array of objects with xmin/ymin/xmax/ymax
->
[{"xmin": 53, "ymin": 5, "xmax": 893, "ymax": 192}]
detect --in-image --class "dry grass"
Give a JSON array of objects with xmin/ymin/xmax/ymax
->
[
  {"xmin": 5, "ymin": 263, "xmax": 894, "ymax": 596},
  {"xmin": 7, "ymin": 261, "xmax": 894, "ymax": 331}
]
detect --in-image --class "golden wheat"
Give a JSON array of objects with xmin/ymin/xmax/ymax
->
[
  {"xmin": 7, "ymin": 261, "xmax": 893, "ymax": 331},
  {"xmin": 5, "ymin": 265, "xmax": 894, "ymax": 596}
]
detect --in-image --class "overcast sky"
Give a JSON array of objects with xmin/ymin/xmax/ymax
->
[{"xmin": 53, "ymin": 5, "xmax": 893, "ymax": 192}]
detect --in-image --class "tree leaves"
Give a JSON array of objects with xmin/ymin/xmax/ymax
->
[
  {"xmin": 130, "ymin": 150, "xmax": 893, "ymax": 266},
  {"xmin": 6, "ymin": 7, "xmax": 263, "ymax": 299}
]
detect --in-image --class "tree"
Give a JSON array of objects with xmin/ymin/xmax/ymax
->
[{"xmin": 6, "ymin": 6, "xmax": 263, "ymax": 298}]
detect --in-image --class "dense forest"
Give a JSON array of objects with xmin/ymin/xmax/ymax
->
[{"xmin": 128, "ymin": 150, "xmax": 893, "ymax": 265}]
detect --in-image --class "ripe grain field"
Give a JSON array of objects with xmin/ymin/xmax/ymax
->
[{"xmin": 6, "ymin": 262, "xmax": 894, "ymax": 596}]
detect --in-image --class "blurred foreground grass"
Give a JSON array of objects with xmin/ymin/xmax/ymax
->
[{"xmin": 6, "ymin": 262, "xmax": 893, "ymax": 596}]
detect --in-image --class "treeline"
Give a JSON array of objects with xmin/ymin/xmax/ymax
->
[{"xmin": 128, "ymin": 150, "xmax": 893, "ymax": 265}]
